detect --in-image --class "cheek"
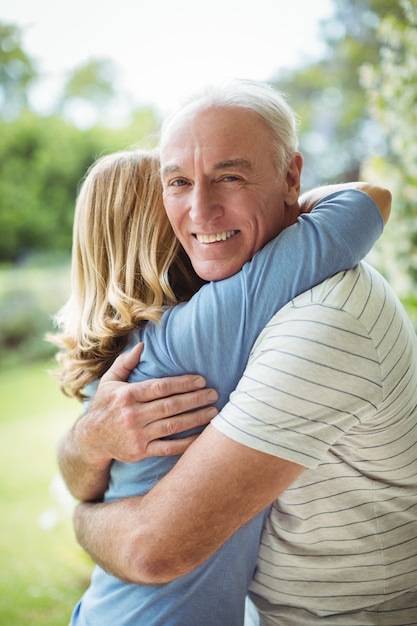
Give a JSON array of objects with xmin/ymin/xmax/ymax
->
[
  {"xmin": 249, "ymin": 214, "xmax": 280, "ymax": 254},
  {"xmin": 163, "ymin": 196, "xmax": 182, "ymax": 231},
  {"xmin": 261, "ymin": 200, "xmax": 284, "ymax": 236}
]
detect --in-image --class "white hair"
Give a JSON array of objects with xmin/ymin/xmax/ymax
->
[{"xmin": 160, "ymin": 78, "xmax": 299, "ymax": 175}]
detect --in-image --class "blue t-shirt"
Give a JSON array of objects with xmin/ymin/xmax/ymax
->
[{"xmin": 71, "ymin": 190, "xmax": 383, "ymax": 626}]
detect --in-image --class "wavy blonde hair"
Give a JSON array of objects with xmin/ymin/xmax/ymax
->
[{"xmin": 48, "ymin": 149, "xmax": 203, "ymax": 400}]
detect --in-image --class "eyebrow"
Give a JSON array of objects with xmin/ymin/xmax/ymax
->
[
  {"xmin": 161, "ymin": 163, "xmax": 182, "ymax": 178},
  {"xmin": 161, "ymin": 158, "xmax": 253, "ymax": 179},
  {"xmin": 213, "ymin": 158, "xmax": 253, "ymax": 172}
]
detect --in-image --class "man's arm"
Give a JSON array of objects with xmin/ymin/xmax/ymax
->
[
  {"xmin": 299, "ymin": 182, "xmax": 391, "ymax": 224},
  {"xmin": 59, "ymin": 343, "xmax": 218, "ymax": 502},
  {"xmin": 74, "ymin": 423, "xmax": 305, "ymax": 583}
]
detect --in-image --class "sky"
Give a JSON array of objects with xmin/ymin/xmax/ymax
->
[{"xmin": 2, "ymin": 0, "xmax": 334, "ymax": 119}]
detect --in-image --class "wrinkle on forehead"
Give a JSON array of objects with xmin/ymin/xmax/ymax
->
[
  {"xmin": 213, "ymin": 159, "xmax": 253, "ymax": 173},
  {"xmin": 161, "ymin": 158, "xmax": 254, "ymax": 180},
  {"xmin": 160, "ymin": 106, "xmax": 273, "ymax": 181}
]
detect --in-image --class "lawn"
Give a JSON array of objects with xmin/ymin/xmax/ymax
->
[{"xmin": 0, "ymin": 360, "xmax": 93, "ymax": 626}]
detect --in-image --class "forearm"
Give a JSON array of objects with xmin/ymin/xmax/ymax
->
[
  {"xmin": 300, "ymin": 182, "xmax": 391, "ymax": 224},
  {"xmin": 74, "ymin": 497, "xmax": 145, "ymax": 581},
  {"xmin": 58, "ymin": 418, "xmax": 111, "ymax": 502},
  {"xmin": 73, "ymin": 425, "xmax": 304, "ymax": 585}
]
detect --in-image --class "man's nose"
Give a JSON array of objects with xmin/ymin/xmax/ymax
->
[{"xmin": 189, "ymin": 182, "xmax": 223, "ymax": 225}]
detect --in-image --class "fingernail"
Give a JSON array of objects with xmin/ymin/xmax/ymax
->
[
  {"xmin": 194, "ymin": 376, "xmax": 206, "ymax": 388},
  {"xmin": 206, "ymin": 407, "xmax": 218, "ymax": 419},
  {"xmin": 206, "ymin": 389, "xmax": 218, "ymax": 402}
]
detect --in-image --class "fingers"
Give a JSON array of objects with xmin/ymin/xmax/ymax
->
[
  {"xmin": 128, "ymin": 374, "xmax": 209, "ymax": 405},
  {"xmin": 88, "ymin": 357, "xmax": 218, "ymax": 464},
  {"xmin": 100, "ymin": 345, "xmax": 208, "ymax": 402},
  {"xmin": 133, "ymin": 387, "xmax": 218, "ymax": 426},
  {"xmin": 84, "ymin": 382, "xmax": 219, "ymax": 464},
  {"xmin": 101, "ymin": 343, "xmax": 144, "ymax": 383},
  {"xmin": 144, "ymin": 404, "xmax": 218, "ymax": 457},
  {"xmin": 146, "ymin": 405, "xmax": 218, "ymax": 441}
]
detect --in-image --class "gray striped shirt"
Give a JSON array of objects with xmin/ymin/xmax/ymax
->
[{"xmin": 213, "ymin": 262, "xmax": 417, "ymax": 624}]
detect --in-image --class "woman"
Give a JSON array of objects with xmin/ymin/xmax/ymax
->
[{"xmin": 49, "ymin": 148, "xmax": 385, "ymax": 625}]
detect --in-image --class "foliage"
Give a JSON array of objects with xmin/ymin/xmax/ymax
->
[
  {"xmin": 360, "ymin": 0, "xmax": 417, "ymax": 304},
  {"xmin": 0, "ymin": 109, "xmax": 160, "ymax": 262},
  {"xmin": 0, "ymin": 261, "xmax": 71, "ymax": 365},
  {"xmin": 0, "ymin": 22, "xmax": 37, "ymax": 120},
  {"xmin": 0, "ymin": 21, "xmax": 161, "ymax": 263},
  {"xmin": 57, "ymin": 58, "xmax": 136, "ymax": 128},
  {"xmin": 271, "ymin": 0, "xmax": 404, "ymax": 188},
  {"xmin": 61, "ymin": 58, "xmax": 118, "ymax": 104}
]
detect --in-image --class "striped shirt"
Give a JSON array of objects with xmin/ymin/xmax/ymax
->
[{"xmin": 213, "ymin": 262, "xmax": 417, "ymax": 624}]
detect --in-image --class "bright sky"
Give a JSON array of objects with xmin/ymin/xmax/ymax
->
[{"xmin": 2, "ymin": 0, "xmax": 334, "ymax": 118}]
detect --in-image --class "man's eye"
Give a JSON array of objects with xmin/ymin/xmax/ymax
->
[
  {"xmin": 171, "ymin": 178, "xmax": 188, "ymax": 187},
  {"xmin": 221, "ymin": 175, "xmax": 240, "ymax": 182}
]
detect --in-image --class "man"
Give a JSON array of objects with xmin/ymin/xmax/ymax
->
[{"xmin": 61, "ymin": 81, "xmax": 417, "ymax": 624}]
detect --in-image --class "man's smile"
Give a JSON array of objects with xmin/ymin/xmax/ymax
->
[{"xmin": 195, "ymin": 230, "xmax": 238, "ymax": 244}]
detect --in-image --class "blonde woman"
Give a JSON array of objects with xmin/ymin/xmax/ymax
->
[{"xmin": 50, "ymin": 147, "xmax": 386, "ymax": 625}]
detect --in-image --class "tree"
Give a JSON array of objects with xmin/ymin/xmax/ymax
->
[
  {"xmin": 271, "ymin": 0, "xmax": 404, "ymax": 189},
  {"xmin": 0, "ymin": 22, "xmax": 161, "ymax": 263},
  {"xmin": 0, "ymin": 22, "xmax": 37, "ymax": 120},
  {"xmin": 58, "ymin": 58, "xmax": 134, "ymax": 128},
  {"xmin": 360, "ymin": 0, "xmax": 417, "ymax": 317},
  {"xmin": 0, "ymin": 109, "xmax": 161, "ymax": 263}
]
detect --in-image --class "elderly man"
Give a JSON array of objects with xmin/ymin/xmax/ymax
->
[{"xmin": 59, "ymin": 81, "xmax": 417, "ymax": 625}]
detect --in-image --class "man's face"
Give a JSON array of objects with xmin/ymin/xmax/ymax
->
[{"xmin": 160, "ymin": 105, "xmax": 301, "ymax": 281}]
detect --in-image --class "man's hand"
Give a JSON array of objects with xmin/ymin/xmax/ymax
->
[
  {"xmin": 58, "ymin": 343, "xmax": 218, "ymax": 502},
  {"xmin": 77, "ymin": 344, "xmax": 219, "ymax": 467}
]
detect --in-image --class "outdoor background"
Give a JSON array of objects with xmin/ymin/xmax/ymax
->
[{"xmin": 1, "ymin": 0, "xmax": 416, "ymax": 624}]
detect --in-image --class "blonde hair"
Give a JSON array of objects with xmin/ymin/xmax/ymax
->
[{"xmin": 48, "ymin": 149, "xmax": 202, "ymax": 401}]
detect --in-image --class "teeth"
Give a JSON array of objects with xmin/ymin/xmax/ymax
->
[{"xmin": 196, "ymin": 230, "xmax": 237, "ymax": 243}]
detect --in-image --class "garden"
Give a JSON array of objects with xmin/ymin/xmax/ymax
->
[{"xmin": 0, "ymin": 264, "xmax": 92, "ymax": 626}]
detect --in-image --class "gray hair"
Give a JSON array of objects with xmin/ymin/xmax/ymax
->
[{"xmin": 160, "ymin": 78, "xmax": 299, "ymax": 175}]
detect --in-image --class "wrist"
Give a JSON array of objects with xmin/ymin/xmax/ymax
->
[{"xmin": 73, "ymin": 416, "xmax": 112, "ymax": 472}]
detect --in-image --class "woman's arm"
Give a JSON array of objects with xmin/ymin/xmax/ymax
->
[
  {"xmin": 138, "ymin": 187, "xmax": 386, "ymax": 393},
  {"xmin": 299, "ymin": 182, "xmax": 391, "ymax": 223}
]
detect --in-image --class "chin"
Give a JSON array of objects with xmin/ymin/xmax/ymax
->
[{"xmin": 194, "ymin": 262, "xmax": 241, "ymax": 282}]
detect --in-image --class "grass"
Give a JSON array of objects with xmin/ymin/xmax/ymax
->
[{"xmin": 0, "ymin": 360, "xmax": 93, "ymax": 626}]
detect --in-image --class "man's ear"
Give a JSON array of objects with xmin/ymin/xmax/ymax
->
[{"xmin": 284, "ymin": 153, "xmax": 303, "ymax": 206}]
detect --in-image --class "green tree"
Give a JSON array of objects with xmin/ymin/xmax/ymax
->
[
  {"xmin": 58, "ymin": 58, "xmax": 131, "ymax": 127},
  {"xmin": 0, "ymin": 22, "xmax": 161, "ymax": 263},
  {"xmin": 271, "ymin": 0, "xmax": 404, "ymax": 188},
  {"xmin": 0, "ymin": 22, "xmax": 37, "ymax": 120},
  {"xmin": 361, "ymin": 0, "xmax": 417, "ymax": 316},
  {"xmin": 0, "ymin": 109, "xmax": 160, "ymax": 262},
  {"xmin": 61, "ymin": 58, "xmax": 117, "ymax": 105}
]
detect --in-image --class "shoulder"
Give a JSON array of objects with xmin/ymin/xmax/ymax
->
[
  {"xmin": 279, "ymin": 262, "xmax": 387, "ymax": 316},
  {"xmin": 250, "ymin": 264, "xmax": 384, "ymax": 358},
  {"xmin": 251, "ymin": 262, "xmax": 414, "ymax": 367}
]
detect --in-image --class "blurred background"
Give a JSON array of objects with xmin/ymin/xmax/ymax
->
[{"xmin": 0, "ymin": 0, "xmax": 416, "ymax": 623}]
